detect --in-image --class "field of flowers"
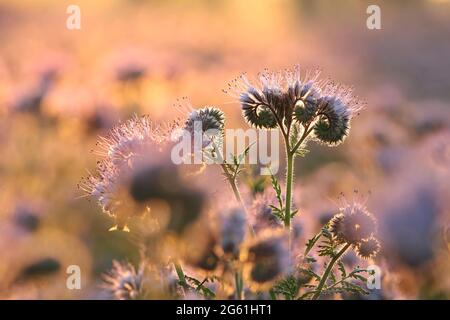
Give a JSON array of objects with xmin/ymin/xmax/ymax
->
[{"xmin": 0, "ymin": 0, "xmax": 449, "ymax": 300}]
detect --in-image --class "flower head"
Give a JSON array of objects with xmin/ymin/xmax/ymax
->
[
  {"xmin": 312, "ymin": 84, "xmax": 363, "ymax": 146},
  {"xmin": 330, "ymin": 202, "xmax": 377, "ymax": 244},
  {"xmin": 356, "ymin": 237, "xmax": 381, "ymax": 260},
  {"xmin": 80, "ymin": 113, "xmax": 204, "ymax": 232},
  {"xmin": 184, "ymin": 107, "xmax": 225, "ymax": 135},
  {"xmin": 225, "ymin": 66, "xmax": 322, "ymax": 129},
  {"xmin": 102, "ymin": 261, "xmax": 145, "ymax": 300},
  {"xmin": 174, "ymin": 98, "xmax": 224, "ymax": 143},
  {"xmin": 95, "ymin": 114, "xmax": 168, "ymax": 167},
  {"xmin": 226, "ymin": 65, "xmax": 364, "ymax": 147}
]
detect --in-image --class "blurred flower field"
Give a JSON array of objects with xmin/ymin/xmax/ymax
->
[{"xmin": 0, "ymin": 0, "xmax": 449, "ymax": 300}]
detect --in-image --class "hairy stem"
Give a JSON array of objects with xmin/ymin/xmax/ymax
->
[
  {"xmin": 220, "ymin": 164, "xmax": 244, "ymax": 207},
  {"xmin": 220, "ymin": 163, "xmax": 255, "ymax": 237},
  {"xmin": 312, "ymin": 243, "xmax": 351, "ymax": 300},
  {"xmin": 284, "ymin": 152, "xmax": 294, "ymax": 228},
  {"xmin": 284, "ymin": 124, "xmax": 313, "ymax": 232}
]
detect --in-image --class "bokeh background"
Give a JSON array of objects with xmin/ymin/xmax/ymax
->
[{"xmin": 0, "ymin": 0, "xmax": 449, "ymax": 299}]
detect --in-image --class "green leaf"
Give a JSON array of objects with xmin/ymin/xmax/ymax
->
[
  {"xmin": 304, "ymin": 231, "xmax": 323, "ymax": 256},
  {"xmin": 272, "ymin": 275, "xmax": 300, "ymax": 300},
  {"xmin": 269, "ymin": 170, "xmax": 283, "ymax": 210},
  {"xmin": 269, "ymin": 205, "xmax": 285, "ymax": 220},
  {"xmin": 338, "ymin": 261, "xmax": 347, "ymax": 278}
]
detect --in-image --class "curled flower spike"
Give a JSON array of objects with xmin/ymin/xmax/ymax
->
[
  {"xmin": 174, "ymin": 98, "xmax": 225, "ymax": 134},
  {"xmin": 356, "ymin": 237, "xmax": 381, "ymax": 260},
  {"xmin": 184, "ymin": 107, "xmax": 225, "ymax": 135},
  {"xmin": 102, "ymin": 261, "xmax": 145, "ymax": 300},
  {"xmin": 226, "ymin": 65, "xmax": 364, "ymax": 148},
  {"xmin": 330, "ymin": 202, "xmax": 377, "ymax": 245},
  {"xmin": 240, "ymin": 230, "xmax": 289, "ymax": 291},
  {"xmin": 313, "ymin": 84, "xmax": 363, "ymax": 146},
  {"xmin": 240, "ymin": 86, "xmax": 278, "ymax": 129},
  {"xmin": 173, "ymin": 98, "xmax": 225, "ymax": 151},
  {"xmin": 224, "ymin": 66, "xmax": 322, "ymax": 129}
]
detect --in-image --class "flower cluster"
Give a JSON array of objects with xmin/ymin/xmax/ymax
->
[
  {"xmin": 225, "ymin": 65, "xmax": 363, "ymax": 146},
  {"xmin": 79, "ymin": 65, "xmax": 380, "ymax": 300},
  {"xmin": 79, "ymin": 114, "xmax": 204, "ymax": 233},
  {"xmin": 330, "ymin": 202, "xmax": 380, "ymax": 259}
]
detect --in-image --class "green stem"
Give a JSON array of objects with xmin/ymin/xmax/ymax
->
[
  {"xmin": 312, "ymin": 243, "xmax": 351, "ymax": 300},
  {"xmin": 174, "ymin": 261, "xmax": 188, "ymax": 288},
  {"xmin": 220, "ymin": 164, "xmax": 244, "ymax": 205},
  {"xmin": 284, "ymin": 124, "xmax": 313, "ymax": 232},
  {"xmin": 234, "ymin": 271, "xmax": 243, "ymax": 300},
  {"xmin": 284, "ymin": 152, "xmax": 294, "ymax": 228},
  {"xmin": 220, "ymin": 163, "xmax": 255, "ymax": 237}
]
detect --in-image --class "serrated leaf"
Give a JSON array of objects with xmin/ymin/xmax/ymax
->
[
  {"xmin": 304, "ymin": 231, "xmax": 323, "ymax": 256},
  {"xmin": 338, "ymin": 261, "xmax": 347, "ymax": 278},
  {"xmin": 272, "ymin": 275, "xmax": 299, "ymax": 300},
  {"xmin": 269, "ymin": 170, "xmax": 283, "ymax": 210}
]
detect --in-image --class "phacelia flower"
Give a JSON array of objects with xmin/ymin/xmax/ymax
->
[
  {"xmin": 356, "ymin": 237, "xmax": 381, "ymax": 260},
  {"xmin": 225, "ymin": 66, "xmax": 322, "ymax": 129},
  {"xmin": 312, "ymin": 84, "xmax": 363, "ymax": 146},
  {"xmin": 95, "ymin": 114, "xmax": 168, "ymax": 167},
  {"xmin": 240, "ymin": 230, "xmax": 289, "ymax": 291},
  {"xmin": 184, "ymin": 107, "xmax": 225, "ymax": 136},
  {"xmin": 226, "ymin": 65, "xmax": 364, "ymax": 147},
  {"xmin": 173, "ymin": 98, "xmax": 225, "ymax": 148},
  {"xmin": 80, "ymin": 114, "xmax": 196, "ymax": 232},
  {"xmin": 102, "ymin": 261, "xmax": 145, "ymax": 300},
  {"xmin": 330, "ymin": 202, "xmax": 377, "ymax": 245}
]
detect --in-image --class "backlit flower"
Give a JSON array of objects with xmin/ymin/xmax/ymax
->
[
  {"xmin": 330, "ymin": 202, "xmax": 377, "ymax": 244},
  {"xmin": 102, "ymin": 261, "xmax": 145, "ymax": 300}
]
